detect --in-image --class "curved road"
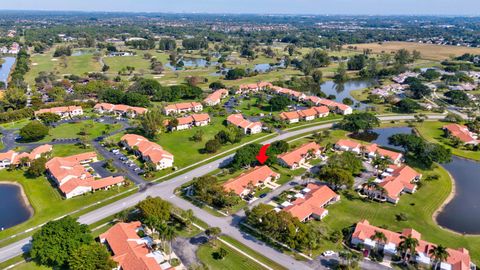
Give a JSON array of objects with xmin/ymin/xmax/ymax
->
[{"xmin": 0, "ymin": 114, "xmax": 448, "ymax": 269}]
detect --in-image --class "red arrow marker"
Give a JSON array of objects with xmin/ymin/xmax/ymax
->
[{"xmin": 256, "ymin": 144, "xmax": 270, "ymax": 164}]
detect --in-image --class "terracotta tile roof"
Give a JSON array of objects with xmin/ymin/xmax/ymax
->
[
  {"xmin": 0, "ymin": 150, "xmax": 16, "ymax": 162},
  {"xmin": 191, "ymin": 113, "xmax": 210, "ymax": 122},
  {"xmin": 297, "ymin": 108, "xmax": 317, "ymax": 117},
  {"xmin": 364, "ymin": 143, "xmax": 402, "ymax": 161},
  {"xmin": 35, "ymin": 106, "xmax": 83, "ymax": 116},
  {"xmin": 277, "ymin": 142, "xmax": 321, "ymax": 167},
  {"xmin": 279, "ymin": 111, "xmax": 300, "ymax": 121},
  {"xmin": 284, "ymin": 183, "xmax": 339, "ymax": 221},
  {"xmin": 378, "ymin": 165, "xmax": 420, "ymax": 200},
  {"xmin": 443, "ymin": 124, "xmax": 477, "ymax": 143},
  {"xmin": 164, "ymin": 102, "xmax": 202, "ymax": 112},
  {"xmin": 89, "ymin": 176, "xmax": 125, "ymax": 190},
  {"xmin": 223, "ymin": 166, "xmax": 279, "ymax": 195},
  {"xmin": 204, "ymin": 89, "xmax": 228, "ymax": 104},
  {"xmin": 121, "ymin": 134, "xmax": 173, "ymax": 164},
  {"xmin": 352, "ymin": 220, "xmax": 472, "ymax": 270},
  {"xmin": 94, "ymin": 103, "xmax": 148, "ymax": 115},
  {"xmin": 226, "ymin": 114, "xmax": 262, "ymax": 130},
  {"xmin": 0, "ymin": 145, "xmax": 52, "ymax": 165},
  {"xmin": 100, "ymin": 222, "xmax": 164, "ymax": 270},
  {"xmin": 312, "ymin": 106, "xmax": 330, "ymax": 114},
  {"xmin": 336, "ymin": 139, "xmax": 361, "ymax": 150}
]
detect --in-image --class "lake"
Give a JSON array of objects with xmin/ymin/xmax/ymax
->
[
  {"xmin": 0, "ymin": 57, "xmax": 16, "ymax": 88},
  {"xmin": 0, "ymin": 183, "xmax": 31, "ymax": 230},
  {"xmin": 359, "ymin": 127, "xmax": 480, "ymax": 234},
  {"xmin": 319, "ymin": 80, "xmax": 376, "ymax": 109},
  {"xmin": 165, "ymin": 58, "xmax": 219, "ymax": 70}
]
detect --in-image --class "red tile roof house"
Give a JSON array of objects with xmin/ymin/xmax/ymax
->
[
  {"xmin": 270, "ymin": 86, "xmax": 307, "ymax": 101},
  {"xmin": 223, "ymin": 166, "xmax": 280, "ymax": 197},
  {"xmin": 34, "ymin": 106, "xmax": 84, "ymax": 119},
  {"xmin": 226, "ymin": 114, "xmax": 262, "ymax": 135},
  {"xmin": 100, "ymin": 221, "xmax": 177, "ymax": 270},
  {"xmin": 236, "ymin": 82, "xmax": 273, "ymax": 94},
  {"xmin": 277, "ymin": 142, "xmax": 322, "ymax": 169},
  {"xmin": 0, "ymin": 144, "xmax": 52, "ymax": 169},
  {"xmin": 363, "ymin": 143, "xmax": 403, "ymax": 165},
  {"xmin": 166, "ymin": 113, "xmax": 211, "ymax": 131},
  {"xmin": 351, "ymin": 220, "xmax": 476, "ymax": 270},
  {"xmin": 335, "ymin": 139, "xmax": 362, "ymax": 154},
  {"xmin": 203, "ymin": 89, "xmax": 229, "ymax": 106},
  {"xmin": 313, "ymin": 98, "xmax": 353, "ymax": 115},
  {"xmin": 163, "ymin": 102, "xmax": 203, "ymax": 116},
  {"xmin": 45, "ymin": 152, "xmax": 125, "ymax": 199},
  {"xmin": 363, "ymin": 165, "xmax": 421, "ymax": 204},
  {"xmin": 121, "ymin": 134, "xmax": 174, "ymax": 170},
  {"xmin": 443, "ymin": 123, "xmax": 479, "ymax": 145},
  {"xmin": 283, "ymin": 183, "xmax": 340, "ymax": 222},
  {"xmin": 94, "ymin": 103, "xmax": 148, "ymax": 118}
]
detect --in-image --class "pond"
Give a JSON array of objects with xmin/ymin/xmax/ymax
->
[
  {"xmin": 71, "ymin": 49, "xmax": 97, "ymax": 56},
  {"xmin": 356, "ymin": 127, "xmax": 480, "ymax": 234},
  {"xmin": 165, "ymin": 58, "xmax": 219, "ymax": 70},
  {"xmin": 0, "ymin": 57, "xmax": 16, "ymax": 88},
  {"xmin": 319, "ymin": 80, "xmax": 376, "ymax": 109},
  {"xmin": 0, "ymin": 183, "xmax": 32, "ymax": 230}
]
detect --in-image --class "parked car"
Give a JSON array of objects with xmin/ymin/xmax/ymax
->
[
  {"xmin": 259, "ymin": 193, "xmax": 268, "ymax": 198},
  {"xmin": 322, "ymin": 251, "xmax": 336, "ymax": 257}
]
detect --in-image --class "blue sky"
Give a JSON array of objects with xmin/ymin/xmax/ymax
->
[{"xmin": 3, "ymin": 0, "xmax": 480, "ymax": 15}]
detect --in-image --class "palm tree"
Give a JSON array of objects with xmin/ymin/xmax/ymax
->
[
  {"xmin": 398, "ymin": 235, "xmax": 419, "ymax": 264},
  {"xmin": 429, "ymin": 245, "xmax": 449, "ymax": 270},
  {"xmin": 163, "ymin": 226, "xmax": 177, "ymax": 264},
  {"xmin": 372, "ymin": 231, "xmax": 387, "ymax": 255}
]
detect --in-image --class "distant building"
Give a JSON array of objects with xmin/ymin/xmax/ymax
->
[
  {"xmin": 165, "ymin": 113, "xmax": 210, "ymax": 131},
  {"xmin": 94, "ymin": 103, "xmax": 147, "ymax": 118},
  {"xmin": 0, "ymin": 144, "xmax": 52, "ymax": 169},
  {"xmin": 279, "ymin": 106, "xmax": 329, "ymax": 124},
  {"xmin": 203, "ymin": 89, "xmax": 229, "ymax": 106},
  {"xmin": 34, "ymin": 106, "xmax": 83, "ymax": 119},
  {"xmin": 163, "ymin": 102, "xmax": 203, "ymax": 115}
]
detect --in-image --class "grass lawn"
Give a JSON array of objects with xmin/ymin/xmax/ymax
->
[
  {"xmin": 10, "ymin": 261, "xmax": 49, "ymax": 270},
  {"xmin": 322, "ymin": 164, "xmax": 480, "ymax": 265},
  {"xmin": 196, "ymin": 242, "xmax": 269, "ymax": 270},
  {"xmin": 0, "ymin": 168, "xmax": 133, "ymax": 243},
  {"xmin": 51, "ymin": 144, "xmax": 96, "ymax": 157},
  {"xmin": 415, "ymin": 121, "xmax": 480, "ymax": 161},
  {"xmin": 0, "ymin": 119, "xmax": 31, "ymax": 129},
  {"xmin": 40, "ymin": 120, "xmax": 121, "ymax": 142}
]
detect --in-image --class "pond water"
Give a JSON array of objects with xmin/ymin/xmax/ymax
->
[
  {"xmin": 165, "ymin": 58, "xmax": 219, "ymax": 70},
  {"xmin": 71, "ymin": 49, "xmax": 97, "ymax": 56},
  {"xmin": 0, "ymin": 57, "xmax": 16, "ymax": 88},
  {"xmin": 0, "ymin": 183, "xmax": 31, "ymax": 230},
  {"xmin": 356, "ymin": 127, "xmax": 480, "ymax": 234},
  {"xmin": 319, "ymin": 80, "xmax": 377, "ymax": 109}
]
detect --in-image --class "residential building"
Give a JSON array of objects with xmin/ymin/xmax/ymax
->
[
  {"xmin": 94, "ymin": 103, "xmax": 148, "ymax": 118},
  {"xmin": 335, "ymin": 139, "xmax": 403, "ymax": 164},
  {"xmin": 203, "ymin": 89, "xmax": 229, "ymax": 106},
  {"xmin": 236, "ymin": 82, "xmax": 272, "ymax": 94},
  {"xmin": 45, "ymin": 152, "xmax": 125, "ymax": 199},
  {"xmin": 34, "ymin": 106, "xmax": 84, "ymax": 119},
  {"xmin": 223, "ymin": 166, "xmax": 280, "ymax": 197},
  {"xmin": 226, "ymin": 114, "xmax": 262, "ymax": 134},
  {"xmin": 305, "ymin": 96, "xmax": 352, "ymax": 115},
  {"xmin": 100, "ymin": 221, "xmax": 177, "ymax": 270},
  {"xmin": 283, "ymin": 183, "xmax": 340, "ymax": 222},
  {"xmin": 392, "ymin": 72, "xmax": 419, "ymax": 84},
  {"xmin": 277, "ymin": 142, "xmax": 322, "ymax": 169},
  {"xmin": 121, "ymin": 134, "xmax": 174, "ymax": 170},
  {"xmin": 443, "ymin": 123, "xmax": 479, "ymax": 145},
  {"xmin": 166, "ymin": 113, "xmax": 211, "ymax": 131},
  {"xmin": 335, "ymin": 139, "xmax": 362, "ymax": 154},
  {"xmin": 279, "ymin": 106, "xmax": 330, "ymax": 124},
  {"xmin": 351, "ymin": 220, "xmax": 476, "ymax": 270},
  {"xmin": 271, "ymin": 86, "xmax": 306, "ymax": 101},
  {"xmin": 163, "ymin": 102, "xmax": 203, "ymax": 115},
  {"xmin": 8, "ymin": 42, "xmax": 20, "ymax": 54},
  {"xmin": 0, "ymin": 144, "xmax": 52, "ymax": 169}
]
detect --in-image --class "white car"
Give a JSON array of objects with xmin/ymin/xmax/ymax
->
[{"xmin": 322, "ymin": 250, "xmax": 336, "ymax": 257}]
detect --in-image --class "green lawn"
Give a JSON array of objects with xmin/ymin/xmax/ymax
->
[
  {"xmin": 322, "ymin": 164, "xmax": 480, "ymax": 265},
  {"xmin": 196, "ymin": 242, "xmax": 268, "ymax": 270},
  {"xmin": 51, "ymin": 144, "xmax": 96, "ymax": 157},
  {"xmin": 40, "ymin": 120, "xmax": 121, "ymax": 142},
  {"xmin": 415, "ymin": 121, "xmax": 480, "ymax": 161}
]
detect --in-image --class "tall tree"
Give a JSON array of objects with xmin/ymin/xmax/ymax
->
[{"xmin": 68, "ymin": 243, "xmax": 116, "ymax": 270}]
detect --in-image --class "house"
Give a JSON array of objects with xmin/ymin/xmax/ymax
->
[
  {"xmin": 223, "ymin": 166, "xmax": 280, "ymax": 197},
  {"xmin": 203, "ymin": 89, "xmax": 229, "ymax": 106},
  {"xmin": 279, "ymin": 106, "xmax": 330, "ymax": 124},
  {"xmin": 45, "ymin": 152, "xmax": 125, "ymax": 199},
  {"xmin": 0, "ymin": 144, "xmax": 52, "ymax": 169},
  {"xmin": 236, "ymin": 82, "xmax": 272, "ymax": 94},
  {"xmin": 8, "ymin": 42, "xmax": 20, "ymax": 54},
  {"xmin": 94, "ymin": 103, "xmax": 148, "ymax": 118},
  {"xmin": 166, "ymin": 113, "xmax": 211, "ymax": 131},
  {"xmin": 364, "ymin": 165, "xmax": 421, "ymax": 204},
  {"xmin": 277, "ymin": 142, "xmax": 322, "ymax": 169},
  {"xmin": 443, "ymin": 124, "xmax": 479, "ymax": 145},
  {"xmin": 279, "ymin": 111, "xmax": 301, "ymax": 124},
  {"xmin": 163, "ymin": 102, "xmax": 203, "ymax": 115},
  {"xmin": 121, "ymin": 134, "xmax": 174, "ymax": 170},
  {"xmin": 317, "ymin": 99, "xmax": 353, "ymax": 115},
  {"xmin": 226, "ymin": 114, "xmax": 262, "ymax": 134},
  {"xmin": 363, "ymin": 143, "xmax": 403, "ymax": 165},
  {"xmin": 283, "ymin": 183, "xmax": 340, "ymax": 222},
  {"xmin": 351, "ymin": 220, "xmax": 476, "ymax": 270},
  {"xmin": 100, "ymin": 221, "xmax": 177, "ymax": 270},
  {"xmin": 335, "ymin": 139, "xmax": 362, "ymax": 154},
  {"xmin": 392, "ymin": 72, "xmax": 419, "ymax": 84},
  {"xmin": 271, "ymin": 86, "xmax": 306, "ymax": 101},
  {"xmin": 34, "ymin": 106, "xmax": 83, "ymax": 119}
]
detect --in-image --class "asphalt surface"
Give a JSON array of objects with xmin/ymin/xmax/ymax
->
[{"xmin": 0, "ymin": 114, "xmax": 450, "ymax": 269}]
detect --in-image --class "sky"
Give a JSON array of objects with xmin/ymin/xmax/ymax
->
[{"xmin": 2, "ymin": 0, "xmax": 480, "ymax": 15}]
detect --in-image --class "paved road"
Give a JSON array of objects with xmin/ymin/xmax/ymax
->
[{"xmin": 0, "ymin": 114, "xmax": 452, "ymax": 269}]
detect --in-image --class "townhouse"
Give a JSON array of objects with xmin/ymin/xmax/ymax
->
[
  {"xmin": 34, "ymin": 106, "xmax": 84, "ymax": 119},
  {"xmin": 223, "ymin": 165, "xmax": 280, "ymax": 197},
  {"xmin": 166, "ymin": 113, "xmax": 211, "ymax": 131},
  {"xmin": 279, "ymin": 106, "xmax": 330, "ymax": 124},
  {"xmin": 392, "ymin": 71, "xmax": 419, "ymax": 84},
  {"xmin": 277, "ymin": 142, "xmax": 322, "ymax": 169},
  {"xmin": 335, "ymin": 139, "xmax": 403, "ymax": 165},
  {"xmin": 203, "ymin": 89, "xmax": 229, "ymax": 106},
  {"xmin": 45, "ymin": 152, "xmax": 125, "ymax": 199},
  {"xmin": 94, "ymin": 103, "xmax": 148, "ymax": 118},
  {"xmin": 236, "ymin": 82, "xmax": 273, "ymax": 94},
  {"xmin": 443, "ymin": 123, "xmax": 479, "ymax": 145},
  {"xmin": 0, "ymin": 144, "xmax": 52, "ymax": 169},
  {"xmin": 351, "ymin": 220, "xmax": 475, "ymax": 270},
  {"xmin": 314, "ymin": 98, "xmax": 353, "ymax": 115},
  {"xmin": 283, "ymin": 183, "xmax": 340, "ymax": 222},
  {"xmin": 121, "ymin": 134, "xmax": 174, "ymax": 170},
  {"xmin": 163, "ymin": 102, "xmax": 203, "ymax": 115},
  {"xmin": 364, "ymin": 165, "xmax": 421, "ymax": 204},
  {"xmin": 100, "ymin": 221, "xmax": 178, "ymax": 270},
  {"xmin": 270, "ymin": 86, "xmax": 306, "ymax": 101},
  {"xmin": 226, "ymin": 114, "xmax": 262, "ymax": 134}
]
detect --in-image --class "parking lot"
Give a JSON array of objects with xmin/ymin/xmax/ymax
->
[{"xmin": 110, "ymin": 148, "xmax": 145, "ymax": 175}]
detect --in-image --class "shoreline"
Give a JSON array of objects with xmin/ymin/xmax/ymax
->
[{"xmin": 0, "ymin": 181, "xmax": 34, "ymax": 219}]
